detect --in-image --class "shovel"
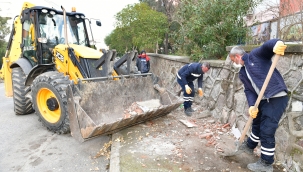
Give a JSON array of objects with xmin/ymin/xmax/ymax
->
[
  {"xmin": 153, "ymin": 84, "xmax": 175, "ymax": 105},
  {"xmin": 222, "ymin": 54, "xmax": 281, "ymax": 157}
]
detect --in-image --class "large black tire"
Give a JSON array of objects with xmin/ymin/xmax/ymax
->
[
  {"xmin": 31, "ymin": 71, "xmax": 71, "ymax": 134},
  {"xmin": 12, "ymin": 67, "xmax": 34, "ymax": 115}
]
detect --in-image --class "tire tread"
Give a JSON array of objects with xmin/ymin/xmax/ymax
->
[{"xmin": 12, "ymin": 67, "xmax": 34, "ymax": 115}]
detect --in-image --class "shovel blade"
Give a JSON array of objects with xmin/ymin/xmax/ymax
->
[{"xmin": 219, "ymin": 140, "xmax": 241, "ymax": 157}]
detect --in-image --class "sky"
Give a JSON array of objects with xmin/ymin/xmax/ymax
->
[{"xmin": 0, "ymin": 0, "xmax": 139, "ymax": 49}]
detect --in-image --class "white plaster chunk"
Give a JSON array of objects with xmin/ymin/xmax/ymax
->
[
  {"xmin": 231, "ymin": 124, "xmax": 241, "ymax": 139},
  {"xmin": 291, "ymin": 101, "xmax": 302, "ymax": 112}
]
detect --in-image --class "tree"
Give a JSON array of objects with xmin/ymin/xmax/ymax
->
[
  {"xmin": 171, "ymin": 0, "xmax": 260, "ymax": 60},
  {"xmin": 105, "ymin": 27, "xmax": 133, "ymax": 56},
  {"xmin": 105, "ymin": 3, "xmax": 168, "ymax": 54},
  {"xmin": 139, "ymin": 0, "xmax": 180, "ymax": 54},
  {"xmin": 0, "ymin": 11, "xmax": 10, "ymax": 67}
]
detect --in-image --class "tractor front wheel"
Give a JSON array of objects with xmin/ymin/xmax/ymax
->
[{"xmin": 31, "ymin": 71, "xmax": 71, "ymax": 134}]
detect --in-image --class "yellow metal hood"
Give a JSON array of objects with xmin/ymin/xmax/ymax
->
[{"xmin": 69, "ymin": 44, "xmax": 103, "ymax": 59}]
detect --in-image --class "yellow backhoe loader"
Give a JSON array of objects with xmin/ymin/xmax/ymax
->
[
  {"xmin": 0, "ymin": 65, "xmax": 4, "ymax": 79},
  {"xmin": 1, "ymin": 2, "xmax": 182, "ymax": 142}
]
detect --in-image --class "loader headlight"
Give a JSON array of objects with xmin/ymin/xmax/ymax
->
[
  {"xmin": 50, "ymin": 11, "xmax": 56, "ymax": 15},
  {"xmin": 81, "ymin": 15, "xmax": 85, "ymax": 19},
  {"xmin": 75, "ymin": 14, "xmax": 80, "ymax": 18},
  {"xmin": 42, "ymin": 9, "xmax": 48, "ymax": 13},
  {"xmin": 38, "ymin": 37, "xmax": 47, "ymax": 43}
]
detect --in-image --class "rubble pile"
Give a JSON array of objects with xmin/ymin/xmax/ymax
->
[
  {"xmin": 102, "ymin": 104, "xmax": 284, "ymax": 171},
  {"xmin": 123, "ymin": 99, "xmax": 161, "ymax": 119},
  {"xmin": 199, "ymin": 121, "xmax": 230, "ymax": 150}
]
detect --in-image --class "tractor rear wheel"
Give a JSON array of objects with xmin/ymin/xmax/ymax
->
[
  {"xmin": 12, "ymin": 67, "xmax": 34, "ymax": 115},
  {"xmin": 31, "ymin": 71, "xmax": 71, "ymax": 134}
]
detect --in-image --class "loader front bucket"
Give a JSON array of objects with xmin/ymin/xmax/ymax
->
[{"xmin": 67, "ymin": 75, "xmax": 183, "ymax": 142}]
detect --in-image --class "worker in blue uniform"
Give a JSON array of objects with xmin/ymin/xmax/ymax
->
[
  {"xmin": 229, "ymin": 39, "xmax": 288, "ymax": 172},
  {"xmin": 177, "ymin": 62, "xmax": 210, "ymax": 116}
]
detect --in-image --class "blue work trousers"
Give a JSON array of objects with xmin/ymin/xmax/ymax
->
[
  {"xmin": 177, "ymin": 79, "xmax": 195, "ymax": 110},
  {"xmin": 247, "ymin": 95, "xmax": 288, "ymax": 164}
]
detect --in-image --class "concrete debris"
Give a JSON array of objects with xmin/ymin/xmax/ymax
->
[
  {"xmin": 136, "ymin": 99, "xmax": 161, "ymax": 110},
  {"xmin": 222, "ymin": 123, "xmax": 230, "ymax": 128},
  {"xmin": 222, "ymin": 128, "xmax": 228, "ymax": 133},
  {"xmin": 204, "ymin": 129, "xmax": 211, "ymax": 133},
  {"xmin": 207, "ymin": 119, "xmax": 215, "ymax": 123},
  {"xmin": 199, "ymin": 133, "xmax": 213, "ymax": 139},
  {"xmin": 124, "ymin": 113, "xmax": 131, "ymax": 119},
  {"xmin": 216, "ymin": 147, "xmax": 224, "ymax": 152},
  {"xmin": 123, "ymin": 99, "xmax": 161, "ymax": 119},
  {"xmin": 231, "ymin": 124, "xmax": 241, "ymax": 139},
  {"xmin": 179, "ymin": 119, "xmax": 198, "ymax": 128},
  {"xmin": 193, "ymin": 122, "xmax": 233, "ymax": 151}
]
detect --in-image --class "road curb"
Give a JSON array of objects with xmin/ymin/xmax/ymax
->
[{"xmin": 109, "ymin": 132, "xmax": 122, "ymax": 172}]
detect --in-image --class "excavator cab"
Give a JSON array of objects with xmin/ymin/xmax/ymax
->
[{"xmin": 2, "ymin": 2, "xmax": 182, "ymax": 142}]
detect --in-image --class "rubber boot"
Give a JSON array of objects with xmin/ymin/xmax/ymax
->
[{"xmin": 247, "ymin": 159, "xmax": 273, "ymax": 172}]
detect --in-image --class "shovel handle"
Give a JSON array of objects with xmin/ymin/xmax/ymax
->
[{"xmin": 239, "ymin": 54, "xmax": 281, "ymax": 143}]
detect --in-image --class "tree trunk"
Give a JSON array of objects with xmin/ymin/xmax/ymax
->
[{"xmin": 164, "ymin": 32, "xmax": 168, "ymax": 54}]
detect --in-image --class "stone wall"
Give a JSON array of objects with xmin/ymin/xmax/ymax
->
[{"xmin": 147, "ymin": 44, "xmax": 303, "ymax": 171}]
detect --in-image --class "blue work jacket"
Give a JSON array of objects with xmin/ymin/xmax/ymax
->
[
  {"xmin": 177, "ymin": 63, "xmax": 204, "ymax": 88},
  {"xmin": 239, "ymin": 39, "xmax": 288, "ymax": 106}
]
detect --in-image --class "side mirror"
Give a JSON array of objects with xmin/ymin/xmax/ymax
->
[
  {"xmin": 96, "ymin": 20, "xmax": 101, "ymax": 27},
  {"xmin": 21, "ymin": 9, "xmax": 31, "ymax": 23}
]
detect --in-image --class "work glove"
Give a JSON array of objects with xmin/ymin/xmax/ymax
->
[
  {"xmin": 185, "ymin": 85, "xmax": 192, "ymax": 94},
  {"xmin": 249, "ymin": 106, "xmax": 259, "ymax": 118},
  {"xmin": 273, "ymin": 41, "xmax": 287, "ymax": 55},
  {"xmin": 198, "ymin": 88, "xmax": 203, "ymax": 97}
]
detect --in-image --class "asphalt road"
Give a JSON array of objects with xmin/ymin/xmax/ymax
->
[{"xmin": 0, "ymin": 82, "xmax": 111, "ymax": 172}]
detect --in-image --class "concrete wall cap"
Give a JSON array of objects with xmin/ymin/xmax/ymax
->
[
  {"xmin": 226, "ymin": 44, "xmax": 303, "ymax": 53},
  {"xmin": 147, "ymin": 53, "xmax": 224, "ymax": 66}
]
